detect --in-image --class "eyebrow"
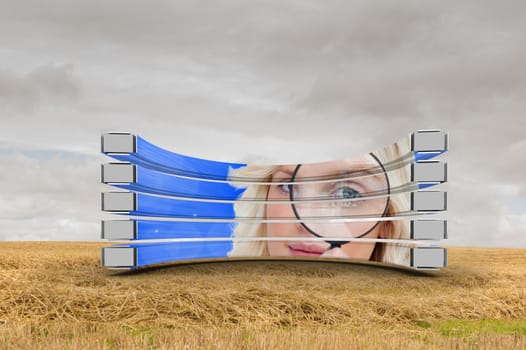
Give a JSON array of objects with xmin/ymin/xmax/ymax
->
[{"xmin": 343, "ymin": 167, "xmax": 388, "ymax": 184}]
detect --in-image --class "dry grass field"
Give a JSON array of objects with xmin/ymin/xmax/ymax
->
[{"xmin": 0, "ymin": 242, "xmax": 525, "ymax": 349}]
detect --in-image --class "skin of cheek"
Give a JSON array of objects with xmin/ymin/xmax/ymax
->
[
  {"xmin": 329, "ymin": 199, "xmax": 387, "ymax": 261},
  {"xmin": 340, "ymin": 224, "xmax": 382, "ymax": 260},
  {"xmin": 335, "ymin": 198, "xmax": 387, "ymax": 260},
  {"xmin": 265, "ymin": 202, "xmax": 295, "ymax": 256},
  {"xmin": 340, "ymin": 241, "xmax": 377, "ymax": 260}
]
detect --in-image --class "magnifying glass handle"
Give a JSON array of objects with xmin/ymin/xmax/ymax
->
[{"xmin": 327, "ymin": 241, "xmax": 348, "ymax": 249}]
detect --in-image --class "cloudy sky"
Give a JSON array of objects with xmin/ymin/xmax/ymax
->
[{"xmin": 1, "ymin": 0, "xmax": 525, "ymax": 247}]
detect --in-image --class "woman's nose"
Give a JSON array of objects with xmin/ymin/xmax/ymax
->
[{"xmin": 294, "ymin": 218, "xmax": 314, "ymax": 237}]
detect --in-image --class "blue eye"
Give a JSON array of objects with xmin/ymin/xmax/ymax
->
[
  {"xmin": 335, "ymin": 187, "xmax": 362, "ymax": 209},
  {"xmin": 336, "ymin": 186, "xmax": 361, "ymax": 199}
]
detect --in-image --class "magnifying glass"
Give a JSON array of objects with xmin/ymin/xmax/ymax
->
[{"xmin": 289, "ymin": 153, "xmax": 391, "ymax": 250}]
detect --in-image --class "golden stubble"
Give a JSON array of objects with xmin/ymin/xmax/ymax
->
[{"xmin": 0, "ymin": 242, "xmax": 525, "ymax": 349}]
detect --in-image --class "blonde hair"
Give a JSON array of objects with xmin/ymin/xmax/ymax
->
[
  {"xmin": 369, "ymin": 137, "xmax": 412, "ymax": 265},
  {"xmin": 228, "ymin": 165, "xmax": 276, "ymax": 256},
  {"xmin": 228, "ymin": 137, "xmax": 412, "ymax": 266}
]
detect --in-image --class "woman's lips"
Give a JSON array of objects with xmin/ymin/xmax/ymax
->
[{"xmin": 288, "ymin": 243, "xmax": 327, "ymax": 257}]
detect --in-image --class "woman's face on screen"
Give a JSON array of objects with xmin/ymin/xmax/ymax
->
[{"xmin": 265, "ymin": 156, "xmax": 388, "ymax": 260}]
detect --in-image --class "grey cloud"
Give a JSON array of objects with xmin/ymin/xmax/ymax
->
[
  {"xmin": 0, "ymin": 64, "xmax": 81, "ymax": 113},
  {"xmin": 0, "ymin": 151, "xmax": 101, "ymax": 241},
  {"xmin": 2, "ymin": 0, "xmax": 525, "ymax": 73},
  {"xmin": 0, "ymin": 1, "xmax": 468, "ymax": 74}
]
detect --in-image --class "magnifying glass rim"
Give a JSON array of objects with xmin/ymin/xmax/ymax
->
[{"xmin": 289, "ymin": 152, "xmax": 391, "ymax": 248}]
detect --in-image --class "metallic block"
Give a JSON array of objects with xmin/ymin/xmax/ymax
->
[
  {"xmin": 101, "ymin": 220, "xmax": 136, "ymax": 240},
  {"xmin": 412, "ymin": 161, "xmax": 447, "ymax": 183},
  {"xmin": 101, "ymin": 247, "xmax": 136, "ymax": 267},
  {"xmin": 411, "ymin": 220, "xmax": 447, "ymax": 240},
  {"xmin": 412, "ymin": 130, "xmax": 448, "ymax": 152},
  {"xmin": 101, "ymin": 163, "xmax": 136, "ymax": 184},
  {"xmin": 411, "ymin": 247, "xmax": 447, "ymax": 269},
  {"xmin": 101, "ymin": 192, "xmax": 136, "ymax": 212},
  {"xmin": 101, "ymin": 133, "xmax": 136, "ymax": 154},
  {"xmin": 411, "ymin": 191, "xmax": 447, "ymax": 211}
]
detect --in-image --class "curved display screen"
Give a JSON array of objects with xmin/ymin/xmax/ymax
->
[{"xmin": 101, "ymin": 130, "xmax": 448, "ymax": 270}]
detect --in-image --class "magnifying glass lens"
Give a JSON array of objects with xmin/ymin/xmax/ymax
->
[{"xmin": 290, "ymin": 164, "xmax": 389, "ymax": 240}]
